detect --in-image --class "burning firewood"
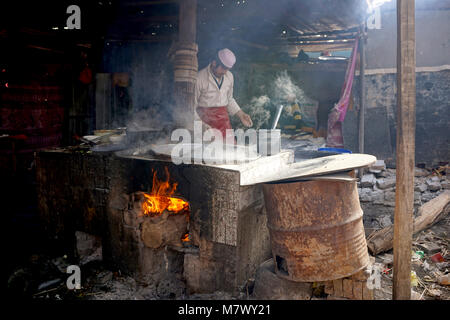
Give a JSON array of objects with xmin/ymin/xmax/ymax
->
[
  {"xmin": 141, "ymin": 210, "xmax": 188, "ymax": 249},
  {"xmin": 138, "ymin": 167, "xmax": 190, "ymax": 249}
]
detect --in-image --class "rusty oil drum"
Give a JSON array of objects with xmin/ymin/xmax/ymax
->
[{"xmin": 262, "ymin": 177, "xmax": 369, "ymax": 282}]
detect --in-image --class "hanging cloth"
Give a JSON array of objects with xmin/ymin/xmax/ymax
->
[{"xmin": 326, "ymin": 37, "xmax": 359, "ymax": 148}]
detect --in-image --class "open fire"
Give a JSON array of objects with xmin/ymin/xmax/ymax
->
[
  {"xmin": 140, "ymin": 167, "xmax": 190, "ymax": 245},
  {"xmin": 141, "ymin": 167, "xmax": 189, "ymax": 217}
]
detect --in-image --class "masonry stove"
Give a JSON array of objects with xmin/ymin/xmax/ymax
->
[{"xmin": 36, "ymin": 146, "xmax": 293, "ymax": 295}]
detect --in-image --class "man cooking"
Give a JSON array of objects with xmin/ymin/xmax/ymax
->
[{"xmin": 195, "ymin": 48, "xmax": 253, "ymax": 139}]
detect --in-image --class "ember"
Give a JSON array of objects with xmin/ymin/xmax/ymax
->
[{"xmin": 141, "ymin": 167, "xmax": 189, "ymax": 217}]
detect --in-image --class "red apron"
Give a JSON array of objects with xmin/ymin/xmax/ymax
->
[{"xmin": 196, "ymin": 106, "xmax": 233, "ymax": 140}]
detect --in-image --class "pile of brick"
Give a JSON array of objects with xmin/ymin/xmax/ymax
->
[
  {"xmin": 320, "ymin": 258, "xmax": 376, "ymax": 300},
  {"xmin": 358, "ymin": 161, "xmax": 449, "ymax": 230},
  {"xmin": 252, "ymin": 257, "xmax": 385, "ymax": 300}
]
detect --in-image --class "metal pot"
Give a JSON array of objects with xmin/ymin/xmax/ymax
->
[
  {"xmin": 256, "ymin": 129, "xmax": 281, "ymax": 156},
  {"xmin": 126, "ymin": 126, "xmax": 172, "ymax": 146}
]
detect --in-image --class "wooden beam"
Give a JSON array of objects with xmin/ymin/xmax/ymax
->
[
  {"xmin": 284, "ymin": 40, "xmax": 356, "ymax": 52},
  {"xmin": 280, "ymin": 42, "xmax": 355, "ymax": 53},
  {"xmin": 173, "ymin": 0, "xmax": 197, "ymax": 129},
  {"xmin": 179, "ymin": 0, "xmax": 196, "ymax": 44},
  {"xmin": 393, "ymin": 0, "xmax": 416, "ymax": 300},
  {"xmin": 358, "ymin": 29, "xmax": 366, "ymax": 179},
  {"xmin": 287, "ymin": 33, "xmax": 357, "ymax": 42},
  {"xmin": 229, "ymin": 38, "xmax": 269, "ymax": 50}
]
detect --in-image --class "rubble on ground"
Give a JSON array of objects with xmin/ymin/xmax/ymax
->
[
  {"xmin": 359, "ymin": 163, "xmax": 448, "ymax": 230},
  {"xmin": 370, "ymin": 219, "xmax": 450, "ymax": 300},
  {"xmin": 6, "ymin": 162, "xmax": 448, "ymax": 301},
  {"xmin": 358, "ymin": 163, "xmax": 449, "ymax": 300}
]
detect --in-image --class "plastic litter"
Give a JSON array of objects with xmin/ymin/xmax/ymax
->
[
  {"xmin": 410, "ymin": 271, "xmax": 418, "ymax": 287},
  {"xmin": 318, "ymin": 147, "xmax": 352, "ymax": 154},
  {"xmin": 412, "ymin": 250, "xmax": 424, "ymax": 261},
  {"xmin": 430, "ymin": 252, "xmax": 445, "ymax": 263}
]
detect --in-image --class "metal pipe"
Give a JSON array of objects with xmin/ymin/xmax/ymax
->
[{"xmin": 272, "ymin": 104, "xmax": 284, "ymax": 129}]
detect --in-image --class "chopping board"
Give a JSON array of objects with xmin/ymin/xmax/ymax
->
[{"xmin": 239, "ymin": 153, "xmax": 376, "ymax": 185}]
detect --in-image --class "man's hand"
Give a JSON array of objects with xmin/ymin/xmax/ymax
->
[{"xmin": 236, "ymin": 110, "xmax": 253, "ymax": 127}]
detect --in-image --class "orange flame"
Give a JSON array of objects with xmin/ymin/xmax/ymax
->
[
  {"xmin": 181, "ymin": 233, "xmax": 190, "ymax": 242},
  {"xmin": 141, "ymin": 167, "xmax": 189, "ymax": 217}
]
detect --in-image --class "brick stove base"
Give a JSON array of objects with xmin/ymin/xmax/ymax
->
[{"xmin": 36, "ymin": 149, "xmax": 292, "ymax": 294}]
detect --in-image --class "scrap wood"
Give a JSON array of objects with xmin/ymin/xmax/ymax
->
[
  {"xmin": 419, "ymin": 287, "xmax": 427, "ymax": 300},
  {"xmin": 367, "ymin": 190, "xmax": 450, "ymax": 255},
  {"xmin": 432, "ymin": 165, "xmax": 449, "ymax": 177},
  {"xmin": 33, "ymin": 284, "xmax": 63, "ymax": 296}
]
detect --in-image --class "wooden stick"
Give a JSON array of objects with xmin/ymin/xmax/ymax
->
[
  {"xmin": 358, "ymin": 32, "xmax": 365, "ymax": 156},
  {"xmin": 367, "ymin": 191, "xmax": 450, "ymax": 255},
  {"xmin": 358, "ymin": 29, "xmax": 366, "ymax": 179},
  {"xmin": 393, "ymin": 0, "xmax": 416, "ymax": 300}
]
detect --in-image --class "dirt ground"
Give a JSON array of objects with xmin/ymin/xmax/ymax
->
[
  {"xmin": 364, "ymin": 215, "xmax": 449, "ymax": 300},
  {"xmin": 7, "ymin": 210, "xmax": 449, "ymax": 301}
]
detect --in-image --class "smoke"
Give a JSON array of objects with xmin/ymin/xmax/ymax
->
[
  {"xmin": 244, "ymin": 95, "xmax": 271, "ymax": 129},
  {"xmin": 126, "ymin": 108, "xmax": 172, "ymax": 131},
  {"xmin": 272, "ymin": 70, "xmax": 305, "ymax": 103},
  {"xmin": 271, "ymin": 71, "xmax": 318, "ymax": 128},
  {"xmin": 242, "ymin": 71, "xmax": 318, "ymax": 129}
]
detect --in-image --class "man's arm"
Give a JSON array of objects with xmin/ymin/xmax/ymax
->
[{"xmin": 227, "ymin": 73, "xmax": 253, "ymax": 127}]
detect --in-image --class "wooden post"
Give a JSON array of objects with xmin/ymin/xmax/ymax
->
[
  {"xmin": 358, "ymin": 33, "xmax": 365, "ymax": 155},
  {"xmin": 95, "ymin": 73, "xmax": 112, "ymax": 129},
  {"xmin": 358, "ymin": 28, "xmax": 366, "ymax": 179},
  {"xmin": 173, "ymin": 0, "xmax": 198, "ymax": 129},
  {"xmin": 393, "ymin": 0, "xmax": 416, "ymax": 300},
  {"xmin": 179, "ymin": 0, "xmax": 197, "ymax": 44}
]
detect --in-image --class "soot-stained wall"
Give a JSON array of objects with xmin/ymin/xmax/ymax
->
[
  {"xmin": 343, "ymin": 5, "xmax": 450, "ymax": 167},
  {"xmin": 343, "ymin": 70, "xmax": 450, "ymax": 167}
]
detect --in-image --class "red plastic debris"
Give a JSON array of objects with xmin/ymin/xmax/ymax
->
[{"xmin": 430, "ymin": 252, "xmax": 445, "ymax": 263}]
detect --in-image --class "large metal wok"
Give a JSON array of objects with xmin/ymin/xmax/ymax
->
[{"xmin": 125, "ymin": 125, "xmax": 172, "ymax": 146}]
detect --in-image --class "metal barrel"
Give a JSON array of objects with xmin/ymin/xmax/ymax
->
[{"xmin": 262, "ymin": 178, "xmax": 369, "ymax": 282}]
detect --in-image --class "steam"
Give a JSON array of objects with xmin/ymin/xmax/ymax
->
[
  {"xmin": 244, "ymin": 95, "xmax": 271, "ymax": 129},
  {"xmin": 242, "ymin": 70, "xmax": 317, "ymax": 129},
  {"xmin": 272, "ymin": 70, "xmax": 304, "ymax": 103},
  {"xmin": 127, "ymin": 109, "xmax": 171, "ymax": 131},
  {"xmin": 272, "ymin": 71, "xmax": 318, "ymax": 128}
]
